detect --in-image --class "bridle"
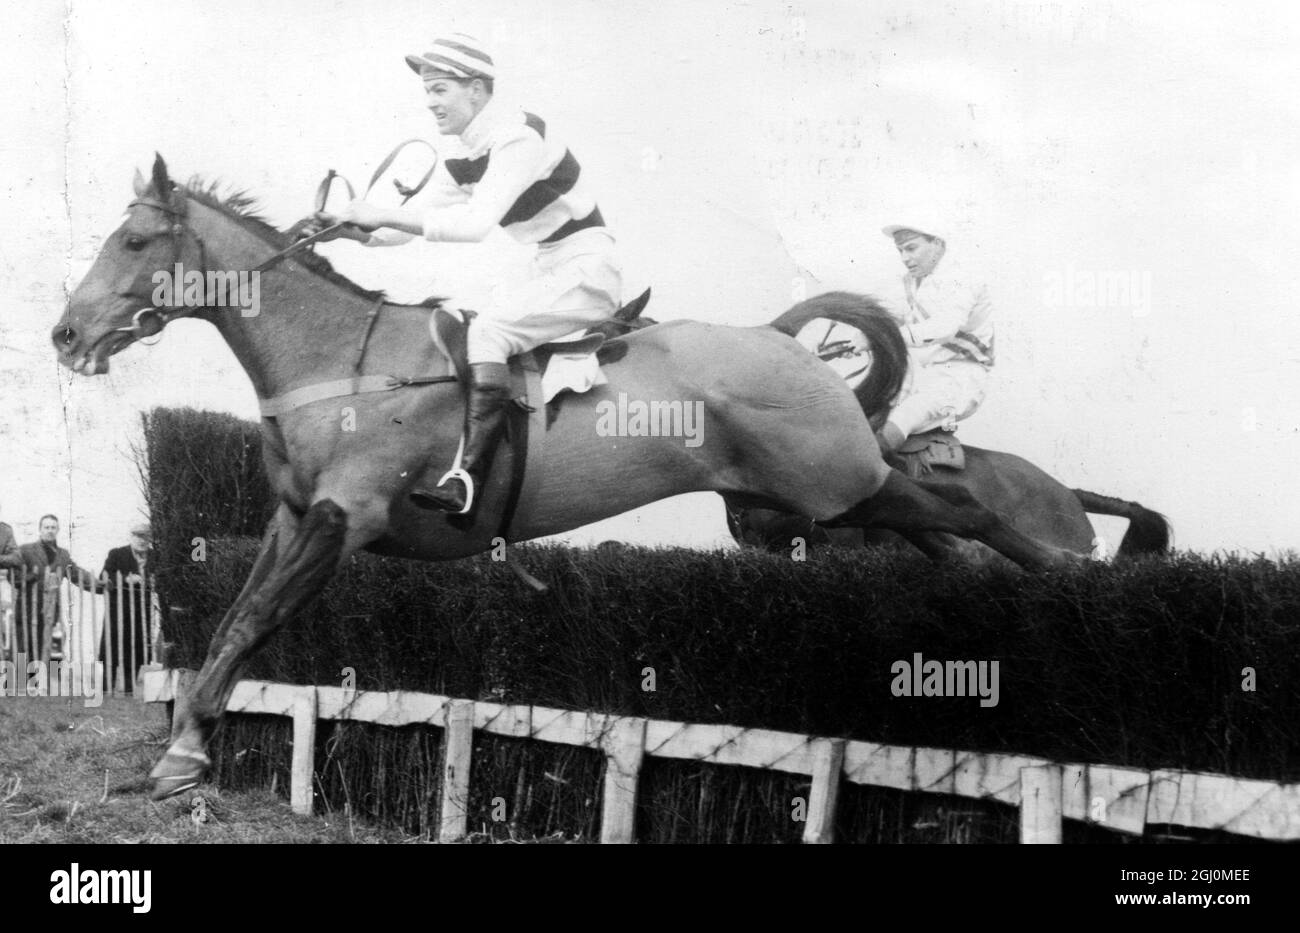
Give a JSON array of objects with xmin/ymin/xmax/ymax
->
[
  {"xmin": 116, "ymin": 190, "xmax": 210, "ymax": 342},
  {"xmin": 113, "ymin": 139, "xmax": 440, "ymax": 344},
  {"xmin": 99, "ymin": 143, "xmax": 458, "ymax": 417}
]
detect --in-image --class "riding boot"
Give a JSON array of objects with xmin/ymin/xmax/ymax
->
[
  {"xmin": 409, "ymin": 362, "xmax": 513, "ymax": 515},
  {"xmin": 875, "ymin": 421, "xmax": 906, "ymax": 456}
]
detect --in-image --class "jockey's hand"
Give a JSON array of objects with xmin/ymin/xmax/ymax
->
[
  {"xmin": 290, "ymin": 213, "xmax": 369, "ymax": 244},
  {"xmin": 334, "ymin": 199, "xmax": 385, "ymax": 233},
  {"xmin": 290, "ymin": 214, "xmax": 334, "ymax": 241}
]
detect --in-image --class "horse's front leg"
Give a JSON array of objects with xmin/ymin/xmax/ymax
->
[{"xmin": 150, "ymin": 497, "xmax": 351, "ymax": 800}]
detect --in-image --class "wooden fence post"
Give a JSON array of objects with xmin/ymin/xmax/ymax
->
[
  {"xmin": 599, "ymin": 716, "xmax": 648, "ymax": 844},
  {"xmin": 291, "ymin": 686, "xmax": 318, "ymax": 816},
  {"xmin": 802, "ymin": 738, "xmax": 846, "ymax": 844},
  {"xmin": 439, "ymin": 699, "xmax": 475, "ymax": 842},
  {"xmin": 1020, "ymin": 764, "xmax": 1064, "ymax": 843}
]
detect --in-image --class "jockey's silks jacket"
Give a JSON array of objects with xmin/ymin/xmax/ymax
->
[
  {"xmin": 896, "ymin": 257, "xmax": 995, "ymax": 369},
  {"xmin": 369, "ymin": 95, "xmax": 605, "ymax": 247}
]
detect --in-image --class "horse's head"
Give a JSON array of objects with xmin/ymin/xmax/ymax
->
[{"xmin": 54, "ymin": 154, "xmax": 202, "ymax": 375}]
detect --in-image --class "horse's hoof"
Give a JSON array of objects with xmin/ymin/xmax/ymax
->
[{"xmin": 148, "ymin": 750, "xmax": 210, "ymax": 801}]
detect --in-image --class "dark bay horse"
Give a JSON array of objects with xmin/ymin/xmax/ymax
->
[
  {"xmin": 611, "ymin": 286, "xmax": 1170, "ymax": 564},
  {"xmin": 54, "ymin": 156, "xmax": 1084, "ymax": 799},
  {"xmin": 726, "ymin": 453, "xmax": 1171, "ymax": 562}
]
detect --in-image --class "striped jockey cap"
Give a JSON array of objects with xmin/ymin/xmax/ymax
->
[{"xmin": 405, "ymin": 33, "xmax": 496, "ymax": 81}]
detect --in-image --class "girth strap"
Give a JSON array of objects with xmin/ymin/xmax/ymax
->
[{"xmin": 258, "ymin": 374, "xmax": 455, "ymax": 418}]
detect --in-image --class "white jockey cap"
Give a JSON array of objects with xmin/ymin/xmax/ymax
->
[
  {"xmin": 882, "ymin": 222, "xmax": 943, "ymax": 243},
  {"xmin": 405, "ymin": 33, "xmax": 496, "ymax": 81}
]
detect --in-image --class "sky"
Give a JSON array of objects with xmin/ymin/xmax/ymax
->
[{"xmin": 2, "ymin": 0, "xmax": 1299, "ymax": 564}]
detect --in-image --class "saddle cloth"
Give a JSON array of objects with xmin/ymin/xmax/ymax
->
[
  {"xmin": 892, "ymin": 428, "xmax": 966, "ymax": 478},
  {"xmin": 537, "ymin": 334, "xmax": 607, "ymax": 403}
]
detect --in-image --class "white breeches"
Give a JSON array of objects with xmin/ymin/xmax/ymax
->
[
  {"xmin": 462, "ymin": 229, "xmax": 622, "ymax": 365},
  {"xmin": 887, "ymin": 358, "xmax": 990, "ymax": 436}
]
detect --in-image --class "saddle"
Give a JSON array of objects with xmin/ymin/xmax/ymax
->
[
  {"xmin": 429, "ymin": 287, "xmax": 651, "ymax": 395},
  {"xmin": 890, "ymin": 429, "xmax": 966, "ymax": 478},
  {"xmin": 426, "ymin": 288, "xmax": 653, "ymax": 539}
]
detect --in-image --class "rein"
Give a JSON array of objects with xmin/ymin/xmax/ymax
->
[
  {"xmin": 252, "ymin": 139, "xmax": 439, "ymax": 273},
  {"xmin": 122, "ymin": 140, "xmax": 458, "ymax": 417}
]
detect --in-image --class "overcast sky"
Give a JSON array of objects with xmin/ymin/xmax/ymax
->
[{"xmin": 3, "ymin": 0, "xmax": 1299, "ymax": 563}]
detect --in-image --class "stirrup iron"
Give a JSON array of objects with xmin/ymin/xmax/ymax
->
[
  {"xmin": 435, "ymin": 433, "xmax": 474, "ymax": 515},
  {"xmin": 434, "ymin": 466, "xmax": 475, "ymax": 515}
]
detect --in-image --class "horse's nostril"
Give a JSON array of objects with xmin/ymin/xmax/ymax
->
[{"xmin": 53, "ymin": 324, "xmax": 78, "ymax": 348}]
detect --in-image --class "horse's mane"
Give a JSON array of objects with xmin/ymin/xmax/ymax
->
[{"xmin": 181, "ymin": 177, "xmax": 396, "ymax": 305}]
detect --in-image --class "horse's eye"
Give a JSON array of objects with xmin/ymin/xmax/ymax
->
[{"xmin": 125, "ymin": 235, "xmax": 147, "ymax": 251}]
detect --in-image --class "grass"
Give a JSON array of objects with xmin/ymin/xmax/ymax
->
[{"xmin": 0, "ymin": 696, "xmax": 414, "ymax": 843}]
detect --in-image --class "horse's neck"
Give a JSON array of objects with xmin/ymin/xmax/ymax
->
[{"xmin": 190, "ymin": 201, "xmax": 380, "ymax": 400}]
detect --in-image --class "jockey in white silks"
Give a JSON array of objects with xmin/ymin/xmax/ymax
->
[
  {"xmin": 300, "ymin": 33, "xmax": 622, "ymax": 517},
  {"xmin": 874, "ymin": 222, "xmax": 994, "ymax": 455}
]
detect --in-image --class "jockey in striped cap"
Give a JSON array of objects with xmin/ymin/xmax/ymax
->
[
  {"xmin": 300, "ymin": 33, "xmax": 621, "ymax": 518},
  {"xmin": 874, "ymin": 220, "xmax": 995, "ymax": 456}
]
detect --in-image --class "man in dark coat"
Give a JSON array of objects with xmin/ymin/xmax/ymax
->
[
  {"xmin": 101, "ymin": 523, "xmax": 154, "ymax": 694},
  {"xmin": 17, "ymin": 515, "xmax": 99, "ymax": 661},
  {"xmin": 0, "ymin": 508, "xmax": 21, "ymax": 571}
]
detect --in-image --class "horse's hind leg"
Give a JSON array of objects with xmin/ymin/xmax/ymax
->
[
  {"xmin": 897, "ymin": 529, "xmax": 963, "ymax": 561},
  {"xmin": 824, "ymin": 472, "xmax": 1079, "ymax": 570},
  {"xmin": 149, "ymin": 499, "xmax": 348, "ymax": 800}
]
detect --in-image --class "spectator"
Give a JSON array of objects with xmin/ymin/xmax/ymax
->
[
  {"xmin": 17, "ymin": 515, "xmax": 99, "ymax": 661},
  {"xmin": 101, "ymin": 523, "xmax": 154, "ymax": 694},
  {"xmin": 0, "ymin": 503, "xmax": 21, "ymax": 571}
]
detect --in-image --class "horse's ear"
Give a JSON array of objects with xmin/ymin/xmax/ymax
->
[
  {"xmin": 616, "ymin": 287, "xmax": 652, "ymax": 322},
  {"xmin": 151, "ymin": 153, "xmax": 172, "ymax": 199},
  {"xmin": 133, "ymin": 167, "xmax": 147, "ymax": 198}
]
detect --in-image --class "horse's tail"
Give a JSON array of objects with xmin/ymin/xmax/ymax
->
[
  {"xmin": 769, "ymin": 292, "xmax": 908, "ymax": 428},
  {"xmin": 1072, "ymin": 489, "xmax": 1172, "ymax": 557}
]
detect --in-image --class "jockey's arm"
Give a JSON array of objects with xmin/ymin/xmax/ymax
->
[
  {"xmin": 903, "ymin": 283, "xmax": 991, "ymax": 345},
  {"xmin": 357, "ymin": 169, "xmax": 465, "ymax": 247},
  {"xmin": 341, "ymin": 134, "xmax": 547, "ymax": 244}
]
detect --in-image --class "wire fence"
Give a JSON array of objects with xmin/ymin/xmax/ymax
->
[{"xmin": 0, "ymin": 567, "xmax": 162, "ymax": 698}]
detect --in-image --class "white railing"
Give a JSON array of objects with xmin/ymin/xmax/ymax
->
[
  {"xmin": 142, "ymin": 669, "xmax": 1300, "ymax": 844},
  {"xmin": 1, "ymin": 568, "xmax": 162, "ymax": 697}
]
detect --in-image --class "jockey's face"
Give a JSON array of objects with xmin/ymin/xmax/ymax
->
[
  {"xmin": 896, "ymin": 235, "xmax": 945, "ymax": 278},
  {"xmin": 423, "ymin": 77, "xmax": 486, "ymax": 135}
]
